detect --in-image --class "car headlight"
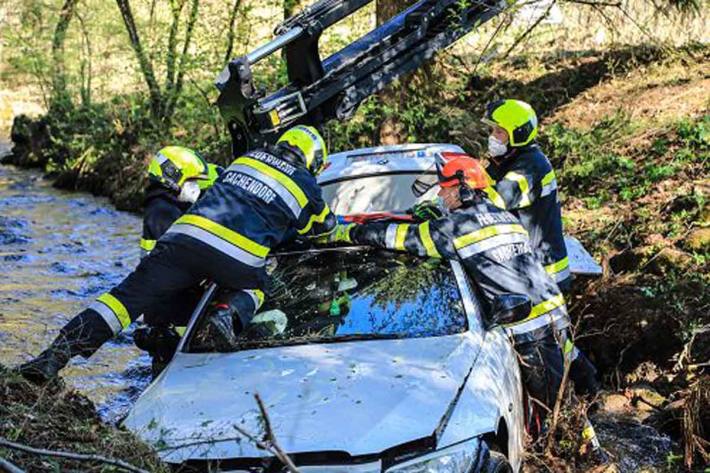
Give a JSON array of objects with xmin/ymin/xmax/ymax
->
[{"xmin": 385, "ymin": 438, "xmax": 483, "ymax": 473}]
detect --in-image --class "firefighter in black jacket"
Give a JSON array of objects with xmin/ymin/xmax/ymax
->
[
  {"xmin": 18, "ymin": 125, "xmax": 336, "ymax": 383},
  {"xmin": 140, "ymin": 147, "xmax": 221, "ymax": 257},
  {"xmin": 483, "ymin": 99, "xmax": 599, "ymax": 396},
  {"xmin": 482, "ymin": 99, "xmax": 570, "ymax": 291},
  {"xmin": 134, "ymin": 146, "xmax": 221, "ymax": 373},
  {"xmin": 325, "ymin": 156, "xmax": 568, "ymax": 411}
]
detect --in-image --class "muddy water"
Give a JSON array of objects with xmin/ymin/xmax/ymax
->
[{"xmin": 0, "ymin": 155, "xmax": 151, "ymax": 422}]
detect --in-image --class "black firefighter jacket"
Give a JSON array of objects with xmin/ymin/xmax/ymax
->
[
  {"xmin": 487, "ymin": 145, "xmax": 571, "ymax": 290},
  {"xmin": 349, "ymin": 196, "xmax": 569, "ymax": 343}
]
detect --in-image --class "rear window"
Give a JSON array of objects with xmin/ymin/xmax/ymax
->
[
  {"xmin": 188, "ymin": 250, "xmax": 467, "ymax": 352},
  {"xmin": 322, "ymin": 174, "xmax": 434, "ymax": 214}
]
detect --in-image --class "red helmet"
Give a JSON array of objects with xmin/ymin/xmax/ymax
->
[{"xmin": 438, "ymin": 156, "xmax": 489, "ymax": 190}]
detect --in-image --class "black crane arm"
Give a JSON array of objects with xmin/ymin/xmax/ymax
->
[{"xmin": 216, "ymin": 0, "xmax": 505, "ymax": 156}]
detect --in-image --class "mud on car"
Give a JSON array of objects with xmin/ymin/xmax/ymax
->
[{"xmin": 124, "ymin": 144, "xmax": 601, "ymax": 472}]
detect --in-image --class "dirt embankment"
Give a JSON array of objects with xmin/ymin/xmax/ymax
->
[{"xmin": 0, "ymin": 368, "xmax": 168, "ymax": 472}]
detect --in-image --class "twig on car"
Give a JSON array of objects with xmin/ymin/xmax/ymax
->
[
  {"xmin": 0, "ymin": 437, "xmax": 149, "ymax": 473},
  {"xmin": 254, "ymin": 393, "xmax": 300, "ymax": 473}
]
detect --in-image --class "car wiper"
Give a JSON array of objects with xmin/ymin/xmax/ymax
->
[{"xmin": 232, "ymin": 332, "xmax": 403, "ymax": 350}]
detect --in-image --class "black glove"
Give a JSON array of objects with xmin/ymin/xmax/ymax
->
[{"xmin": 408, "ymin": 200, "xmax": 443, "ymax": 222}]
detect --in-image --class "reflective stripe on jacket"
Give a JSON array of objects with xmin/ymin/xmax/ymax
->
[
  {"xmin": 486, "ymin": 145, "xmax": 570, "ymax": 288},
  {"xmin": 166, "ymin": 147, "xmax": 335, "ymax": 267},
  {"xmin": 349, "ymin": 196, "xmax": 569, "ymax": 340}
]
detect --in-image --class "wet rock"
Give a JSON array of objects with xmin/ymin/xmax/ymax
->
[
  {"xmin": 0, "ymin": 233, "xmax": 30, "ymax": 245},
  {"xmin": 684, "ymin": 227, "xmax": 710, "ymax": 252},
  {"xmin": 594, "ymin": 412, "xmax": 674, "ymax": 472}
]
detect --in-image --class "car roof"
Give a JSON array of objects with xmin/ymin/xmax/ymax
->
[{"xmin": 318, "ymin": 143, "xmax": 464, "ymax": 185}]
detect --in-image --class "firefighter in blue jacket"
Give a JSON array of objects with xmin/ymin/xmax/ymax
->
[{"xmin": 18, "ymin": 125, "xmax": 336, "ymax": 383}]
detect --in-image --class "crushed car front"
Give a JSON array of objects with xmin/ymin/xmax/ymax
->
[{"xmin": 124, "ymin": 249, "xmax": 501, "ymax": 471}]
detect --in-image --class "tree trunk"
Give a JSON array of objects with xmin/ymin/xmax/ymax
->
[
  {"xmin": 165, "ymin": 0, "xmax": 199, "ymax": 118},
  {"xmin": 51, "ymin": 0, "xmax": 80, "ymax": 108},
  {"xmin": 375, "ymin": 0, "xmax": 414, "ymax": 144},
  {"xmin": 165, "ymin": 0, "xmax": 186, "ymax": 97},
  {"xmin": 115, "ymin": 0, "xmax": 164, "ymax": 118},
  {"xmin": 224, "ymin": 0, "xmax": 243, "ymax": 64}
]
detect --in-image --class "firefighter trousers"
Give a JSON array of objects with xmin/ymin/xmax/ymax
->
[{"xmin": 56, "ymin": 235, "xmax": 267, "ymax": 359}]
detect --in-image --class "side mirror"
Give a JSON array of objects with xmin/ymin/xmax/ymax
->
[{"xmin": 489, "ymin": 294, "xmax": 532, "ymax": 327}]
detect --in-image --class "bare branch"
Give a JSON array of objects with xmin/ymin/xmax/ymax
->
[
  {"xmin": 503, "ymin": 0, "xmax": 557, "ymax": 60},
  {"xmin": 255, "ymin": 394, "xmax": 300, "ymax": 473},
  {"xmin": 0, "ymin": 437, "xmax": 149, "ymax": 473},
  {"xmin": 562, "ymin": 0, "xmax": 621, "ymax": 7},
  {"xmin": 0, "ymin": 457, "xmax": 26, "ymax": 473}
]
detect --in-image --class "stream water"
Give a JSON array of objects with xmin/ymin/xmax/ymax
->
[{"xmin": 0, "ymin": 155, "xmax": 151, "ymax": 422}]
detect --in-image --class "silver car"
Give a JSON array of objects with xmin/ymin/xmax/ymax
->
[{"xmin": 124, "ymin": 144, "xmax": 601, "ymax": 472}]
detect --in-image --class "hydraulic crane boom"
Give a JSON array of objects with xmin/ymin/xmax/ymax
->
[{"xmin": 216, "ymin": 0, "xmax": 505, "ymax": 156}]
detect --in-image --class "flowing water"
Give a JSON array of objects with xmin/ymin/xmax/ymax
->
[{"xmin": 0, "ymin": 153, "xmax": 151, "ymax": 422}]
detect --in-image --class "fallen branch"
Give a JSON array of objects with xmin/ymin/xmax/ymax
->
[
  {"xmin": 0, "ymin": 437, "xmax": 149, "ymax": 473},
  {"xmin": 254, "ymin": 393, "xmax": 300, "ymax": 473},
  {"xmin": 545, "ymin": 329, "xmax": 573, "ymax": 457},
  {"xmin": 0, "ymin": 457, "xmax": 25, "ymax": 473}
]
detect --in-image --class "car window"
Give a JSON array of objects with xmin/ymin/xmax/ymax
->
[
  {"xmin": 322, "ymin": 174, "xmax": 436, "ymax": 214},
  {"xmin": 187, "ymin": 250, "xmax": 467, "ymax": 352}
]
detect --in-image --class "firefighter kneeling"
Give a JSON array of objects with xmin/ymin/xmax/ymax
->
[{"xmin": 17, "ymin": 125, "xmax": 336, "ymax": 384}]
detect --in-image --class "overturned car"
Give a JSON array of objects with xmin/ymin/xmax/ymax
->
[{"xmin": 123, "ymin": 144, "xmax": 601, "ymax": 472}]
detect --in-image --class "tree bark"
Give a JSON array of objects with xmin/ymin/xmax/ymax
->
[
  {"xmin": 115, "ymin": 0, "xmax": 164, "ymax": 118},
  {"xmin": 165, "ymin": 0, "xmax": 199, "ymax": 117},
  {"xmin": 51, "ymin": 0, "xmax": 80, "ymax": 107},
  {"xmin": 224, "ymin": 0, "xmax": 243, "ymax": 64},
  {"xmin": 375, "ymin": 0, "xmax": 415, "ymax": 144},
  {"xmin": 166, "ymin": 0, "xmax": 186, "ymax": 95}
]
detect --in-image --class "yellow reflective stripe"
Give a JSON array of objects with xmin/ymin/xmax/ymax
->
[
  {"xmin": 529, "ymin": 294, "xmax": 566, "ymax": 319},
  {"xmin": 542, "ymin": 170, "xmax": 555, "ymax": 186},
  {"xmin": 253, "ymin": 289, "xmax": 265, "ymax": 307},
  {"xmin": 453, "ymin": 224, "xmax": 527, "ymax": 250},
  {"xmin": 504, "ymin": 171, "xmax": 531, "ymax": 207},
  {"xmin": 418, "ymin": 221, "xmax": 441, "ymax": 258},
  {"xmin": 483, "ymin": 186, "xmax": 506, "ymax": 209},
  {"xmin": 298, "ymin": 204, "xmax": 331, "ymax": 235},
  {"xmin": 176, "ymin": 214, "xmax": 269, "ymax": 258},
  {"xmin": 545, "ymin": 256, "xmax": 570, "ymax": 275},
  {"xmin": 234, "ymin": 157, "xmax": 308, "ymax": 207},
  {"xmin": 174, "ymin": 326, "xmax": 187, "ymax": 337},
  {"xmin": 96, "ymin": 293, "xmax": 131, "ymax": 329},
  {"xmin": 140, "ymin": 238, "xmax": 156, "ymax": 252},
  {"xmin": 395, "ymin": 224, "xmax": 410, "ymax": 250}
]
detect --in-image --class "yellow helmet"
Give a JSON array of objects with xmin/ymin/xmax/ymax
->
[
  {"xmin": 483, "ymin": 99, "xmax": 539, "ymax": 147},
  {"xmin": 198, "ymin": 163, "xmax": 223, "ymax": 190},
  {"xmin": 147, "ymin": 146, "xmax": 209, "ymax": 192},
  {"xmin": 276, "ymin": 125, "xmax": 328, "ymax": 175}
]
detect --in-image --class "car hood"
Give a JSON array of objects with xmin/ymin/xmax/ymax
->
[{"xmin": 123, "ymin": 334, "xmax": 479, "ymax": 463}]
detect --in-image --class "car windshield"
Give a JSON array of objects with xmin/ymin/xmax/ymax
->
[{"xmin": 188, "ymin": 249, "xmax": 467, "ymax": 352}]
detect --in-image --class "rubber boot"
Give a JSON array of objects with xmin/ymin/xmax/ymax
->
[
  {"xmin": 203, "ymin": 305, "xmax": 239, "ymax": 352},
  {"xmin": 17, "ymin": 333, "xmax": 73, "ymax": 384}
]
